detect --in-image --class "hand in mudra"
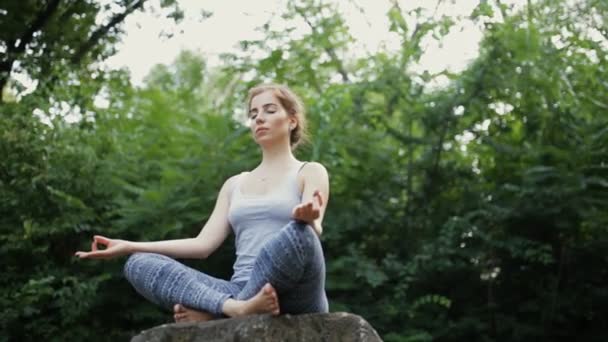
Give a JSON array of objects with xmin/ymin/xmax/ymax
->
[
  {"xmin": 292, "ymin": 190, "xmax": 324, "ymax": 225},
  {"xmin": 74, "ymin": 235, "xmax": 132, "ymax": 259}
]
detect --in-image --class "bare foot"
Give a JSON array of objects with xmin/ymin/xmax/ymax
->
[
  {"xmin": 173, "ymin": 303, "xmax": 215, "ymax": 323},
  {"xmin": 223, "ymin": 282, "xmax": 280, "ymax": 317}
]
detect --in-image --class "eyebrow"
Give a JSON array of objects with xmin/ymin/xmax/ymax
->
[{"xmin": 249, "ymin": 103, "xmax": 278, "ymax": 114}]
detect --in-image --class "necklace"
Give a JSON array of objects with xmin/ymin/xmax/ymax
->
[
  {"xmin": 251, "ymin": 172, "xmax": 268, "ymax": 181},
  {"xmin": 252, "ymin": 162, "xmax": 298, "ymax": 182}
]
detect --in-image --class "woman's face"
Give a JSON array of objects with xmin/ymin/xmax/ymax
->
[{"xmin": 248, "ymin": 90, "xmax": 296, "ymax": 146}]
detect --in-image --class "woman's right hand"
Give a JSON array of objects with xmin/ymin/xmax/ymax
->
[{"xmin": 75, "ymin": 235, "xmax": 133, "ymax": 259}]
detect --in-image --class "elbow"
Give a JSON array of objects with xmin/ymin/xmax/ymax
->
[
  {"xmin": 194, "ymin": 238, "xmax": 212, "ymax": 259},
  {"xmin": 199, "ymin": 251, "xmax": 210, "ymax": 259},
  {"xmin": 198, "ymin": 247, "xmax": 213, "ymax": 259}
]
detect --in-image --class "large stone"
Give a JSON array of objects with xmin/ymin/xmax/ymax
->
[{"xmin": 131, "ymin": 312, "xmax": 383, "ymax": 342}]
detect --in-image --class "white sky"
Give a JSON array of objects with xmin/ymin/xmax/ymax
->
[{"xmin": 103, "ymin": 0, "xmax": 525, "ymax": 87}]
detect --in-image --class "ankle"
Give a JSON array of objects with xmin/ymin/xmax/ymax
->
[{"xmin": 222, "ymin": 298, "xmax": 244, "ymax": 317}]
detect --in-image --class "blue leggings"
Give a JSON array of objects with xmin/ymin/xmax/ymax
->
[{"xmin": 123, "ymin": 220, "xmax": 328, "ymax": 318}]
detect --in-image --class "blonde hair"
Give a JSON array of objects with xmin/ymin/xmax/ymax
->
[{"xmin": 246, "ymin": 83, "xmax": 311, "ymax": 151}]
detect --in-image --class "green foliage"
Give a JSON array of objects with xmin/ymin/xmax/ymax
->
[{"xmin": 1, "ymin": 0, "xmax": 607, "ymax": 341}]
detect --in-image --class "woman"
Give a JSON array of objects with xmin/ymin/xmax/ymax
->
[{"xmin": 75, "ymin": 83, "xmax": 330, "ymax": 323}]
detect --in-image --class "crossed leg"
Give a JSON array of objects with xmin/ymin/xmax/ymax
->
[
  {"xmin": 123, "ymin": 220, "xmax": 328, "ymax": 322},
  {"xmin": 123, "ymin": 252, "xmax": 282, "ymax": 322},
  {"xmin": 179, "ymin": 220, "xmax": 329, "ymax": 318},
  {"xmin": 123, "ymin": 252, "xmax": 242, "ymax": 320},
  {"xmin": 234, "ymin": 220, "xmax": 329, "ymax": 314}
]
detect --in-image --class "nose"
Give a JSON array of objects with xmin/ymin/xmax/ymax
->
[{"xmin": 255, "ymin": 114, "xmax": 265, "ymax": 124}]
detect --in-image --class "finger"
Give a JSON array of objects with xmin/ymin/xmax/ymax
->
[
  {"xmin": 300, "ymin": 204, "xmax": 310, "ymax": 217},
  {"xmin": 314, "ymin": 191, "xmax": 324, "ymax": 207},
  {"xmin": 313, "ymin": 190, "xmax": 322, "ymax": 205},
  {"xmin": 76, "ymin": 250, "xmax": 109, "ymax": 259},
  {"xmin": 306, "ymin": 202, "xmax": 314, "ymax": 215},
  {"xmin": 94, "ymin": 235, "xmax": 110, "ymax": 246},
  {"xmin": 91, "ymin": 240, "xmax": 97, "ymax": 251},
  {"xmin": 75, "ymin": 251, "xmax": 89, "ymax": 258},
  {"xmin": 292, "ymin": 206, "xmax": 302, "ymax": 219},
  {"xmin": 312, "ymin": 197, "xmax": 320, "ymax": 210},
  {"xmin": 304, "ymin": 206, "xmax": 318, "ymax": 220}
]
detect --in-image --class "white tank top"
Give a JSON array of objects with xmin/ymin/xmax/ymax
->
[{"xmin": 227, "ymin": 161, "xmax": 308, "ymax": 283}]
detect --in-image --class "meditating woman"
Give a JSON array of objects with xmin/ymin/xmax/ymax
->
[{"xmin": 75, "ymin": 83, "xmax": 330, "ymax": 322}]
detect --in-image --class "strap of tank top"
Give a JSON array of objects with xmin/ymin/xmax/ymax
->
[
  {"xmin": 294, "ymin": 162, "xmax": 308, "ymax": 196},
  {"xmin": 297, "ymin": 161, "xmax": 308, "ymax": 174},
  {"xmin": 229, "ymin": 172, "xmax": 246, "ymax": 200}
]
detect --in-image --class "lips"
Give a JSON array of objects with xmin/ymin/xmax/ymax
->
[{"xmin": 256, "ymin": 127, "xmax": 268, "ymax": 133}]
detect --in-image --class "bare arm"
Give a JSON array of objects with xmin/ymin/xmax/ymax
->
[
  {"xmin": 292, "ymin": 162, "xmax": 330, "ymax": 237},
  {"xmin": 76, "ymin": 175, "xmax": 238, "ymax": 260}
]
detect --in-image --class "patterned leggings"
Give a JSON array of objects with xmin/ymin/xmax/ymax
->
[{"xmin": 123, "ymin": 220, "xmax": 328, "ymax": 318}]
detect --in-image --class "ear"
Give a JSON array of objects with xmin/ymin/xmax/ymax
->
[{"xmin": 290, "ymin": 117, "xmax": 298, "ymax": 130}]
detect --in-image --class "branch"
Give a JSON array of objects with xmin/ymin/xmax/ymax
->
[
  {"xmin": 494, "ymin": 0, "xmax": 509, "ymax": 20},
  {"xmin": 13, "ymin": 0, "xmax": 62, "ymax": 55},
  {"xmin": 293, "ymin": 5, "xmax": 350, "ymax": 83},
  {"xmin": 377, "ymin": 114, "xmax": 429, "ymax": 145},
  {"xmin": 1, "ymin": 0, "xmax": 61, "ymax": 102},
  {"xmin": 71, "ymin": 0, "xmax": 147, "ymax": 64}
]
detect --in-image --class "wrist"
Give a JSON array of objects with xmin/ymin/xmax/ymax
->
[
  {"xmin": 311, "ymin": 220, "xmax": 322, "ymax": 236},
  {"xmin": 124, "ymin": 240, "xmax": 137, "ymax": 254}
]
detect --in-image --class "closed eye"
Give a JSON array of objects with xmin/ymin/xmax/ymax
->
[{"xmin": 249, "ymin": 110, "xmax": 275, "ymax": 119}]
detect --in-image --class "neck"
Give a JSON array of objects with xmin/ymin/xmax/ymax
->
[{"xmin": 257, "ymin": 141, "xmax": 299, "ymax": 172}]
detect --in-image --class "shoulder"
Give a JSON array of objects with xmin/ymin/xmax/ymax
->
[
  {"xmin": 300, "ymin": 161, "xmax": 329, "ymax": 180},
  {"xmin": 222, "ymin": 172, "xmax": 248, "ymax": 194}
]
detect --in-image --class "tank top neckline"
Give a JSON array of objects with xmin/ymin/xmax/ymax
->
[{"xmin": 236, "ymin": 161, "xmax": 307, "ymax": 199}]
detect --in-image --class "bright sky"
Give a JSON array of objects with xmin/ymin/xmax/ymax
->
[
  {"xmin": 103, "ymin": 0, "xmax": 524, "ymax": 87},
  {"xmin": 27, "ymin": 0, "xmax": 528, "ymax": 147}
]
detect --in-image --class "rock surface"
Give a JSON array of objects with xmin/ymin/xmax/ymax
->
[{"xmin": 131, "ymin": 311, "xmax": 383, "ymax": 342}]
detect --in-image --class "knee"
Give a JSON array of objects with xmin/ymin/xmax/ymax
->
[
  {"xmin": 123, "ymin": 252, "xmax": 162, "ymax": 279},
  {"xmin": 291, "ymin": 220, "xmax": 316, "ymax": 236},
  {"xmin": 123, "ymin": 252, "xmax": 142, "ymax": 279},
  {"xmin": 288, "ymin": 220, "xmax": 317, "ymax": 247}
]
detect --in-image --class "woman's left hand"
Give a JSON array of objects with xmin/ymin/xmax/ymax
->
[{"xmin": 292, "ymin": 190, "xmax": 324, "ymax": 224}]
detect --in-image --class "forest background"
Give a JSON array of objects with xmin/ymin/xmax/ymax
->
[{"xmin": 1, "ymin": 0, "xmax": 607, "ymax": 341}]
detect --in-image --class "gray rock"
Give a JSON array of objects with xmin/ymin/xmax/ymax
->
[{"xmin": 131, "ymin": 312, "xmax": 383, "ymax": 342}]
